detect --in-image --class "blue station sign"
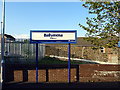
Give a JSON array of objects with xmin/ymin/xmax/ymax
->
[
  {"xmin": 118, "ymin": 41, "xmax": 120, "ymax": 47},
  {"xmin": 30, "ymin": 30, "xmax": 77, "ymax": 44}
]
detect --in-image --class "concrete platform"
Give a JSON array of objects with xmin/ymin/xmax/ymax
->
[{"xmin": 2, "ymin": 81, "xmax": 120, "ymax": 89}]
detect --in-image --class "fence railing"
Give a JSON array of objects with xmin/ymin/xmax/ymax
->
[{"xmin": 4, "ymin": 42, "xmax": 45, "ymax": 63}]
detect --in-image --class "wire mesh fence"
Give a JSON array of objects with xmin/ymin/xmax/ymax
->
[{"xmin": 4, "ymin": 41, "xmax": 45, "ymax": 63}]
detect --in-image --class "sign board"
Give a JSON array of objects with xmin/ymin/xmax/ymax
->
[
  {"xmin": 30, "ymin": 30, "xmax": 77, "ymax": 43},
  {"xmin": 30, "ymin": 30, "xmax": 77, "ymax": 83},
  {"xmin": 118, "ymin": 41, "xmax": 120, "ymax": 47}
]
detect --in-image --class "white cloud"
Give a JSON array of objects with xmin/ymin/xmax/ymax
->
[
  {"xmin": 1, "ymin": 0, "xmax": 81, "ymax": 2},
  {"xmin": 13, "ymin": 34, "xmax": 29, "ymax": 39}
]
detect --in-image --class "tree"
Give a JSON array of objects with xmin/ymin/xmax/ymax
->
[{"xmin": 79, "ymin": 2, "xmax": 120, "ymax": 48}]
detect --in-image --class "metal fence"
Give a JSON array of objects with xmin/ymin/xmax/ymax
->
[{"xmin": 4, "ymin": 41, "xmax": 45, "ymax": 63}]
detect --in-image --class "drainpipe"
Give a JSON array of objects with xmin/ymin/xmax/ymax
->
[
  {"xmin": 118, "ymin": 2, "xmax": 120, "ymax": 64},
  {"xmin": 118, "ymin": 32, "xmax": 120, "ymax": 64}
]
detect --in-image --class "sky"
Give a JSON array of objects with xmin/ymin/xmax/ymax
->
[{"xmin": 0, "ymin": 1, "xmax": 96, "ymax": 39}]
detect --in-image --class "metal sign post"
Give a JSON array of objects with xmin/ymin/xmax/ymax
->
[
  {"xmin": 1, "ymin": 0, "xmax": 5, "ymax": 88},
  {"xmin": 36, "ymin": 43, "xmax": 38, "ymax": 83},
  {"xmin": 68, "ymin": 43, "xmax": 71, "ymax": 83},
  {"xmin": 30, "ymin": 30, "xmax": 77, "ymax": 83},
  {"xmin": 118, "ymin": 41, "xmax": 120, "ymax": 48}
]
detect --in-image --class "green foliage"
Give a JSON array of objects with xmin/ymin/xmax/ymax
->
[
  {"xmin": 79, "ymin": 2, "xmax": 120, "ymax": 48},
  {"xmin": 24, "ymin": 39, "xmax": 30, "ymax": 43},
  {"xmin": 23, "ymin": 44, "xmax": 32, "ymax": 59}
]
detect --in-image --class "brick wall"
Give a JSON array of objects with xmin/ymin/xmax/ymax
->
[
  {"xmin": 46, "ymin": 45, "xmax": 118, "ymax": 63},
  {"xmin": 5, "ymin": 64, "xmax": 120, "ymax": 83}
]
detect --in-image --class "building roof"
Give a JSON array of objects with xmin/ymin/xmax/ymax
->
[
  {"xmin": 74, "ymin": 37, "xmax": 94, "ymax": 46},
  {"xmin": 0, "ymin": 34, "xmax": 15, "ymax": 42},
  {"xmin": 46, "ymin": 37, "xmax": 94, "ymax": 47},
  {"xmin": 5, "ymin": 34, "xmax": 15, "ymax": 40}
]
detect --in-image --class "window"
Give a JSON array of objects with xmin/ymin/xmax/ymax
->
[{"xmin": 101, "ymin": 47, "xmax": 105, "ymax": 53}]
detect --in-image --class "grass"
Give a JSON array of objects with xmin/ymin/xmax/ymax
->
[
  {"xmin": 38, "ymin": 56, "xmax": 89, "ymax": 65},
  {"xmin": 5, "ymin": 56, "xmax": 90, "ymax": 65}
]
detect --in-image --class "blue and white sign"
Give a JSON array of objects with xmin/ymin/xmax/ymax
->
[
  {"xmin": 118, "ymin": 41, "xmax": 120, "ymax": 47},
  {"xmin": 30, "ymin": 30, "xmax": 77, "ymax": 43}
]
